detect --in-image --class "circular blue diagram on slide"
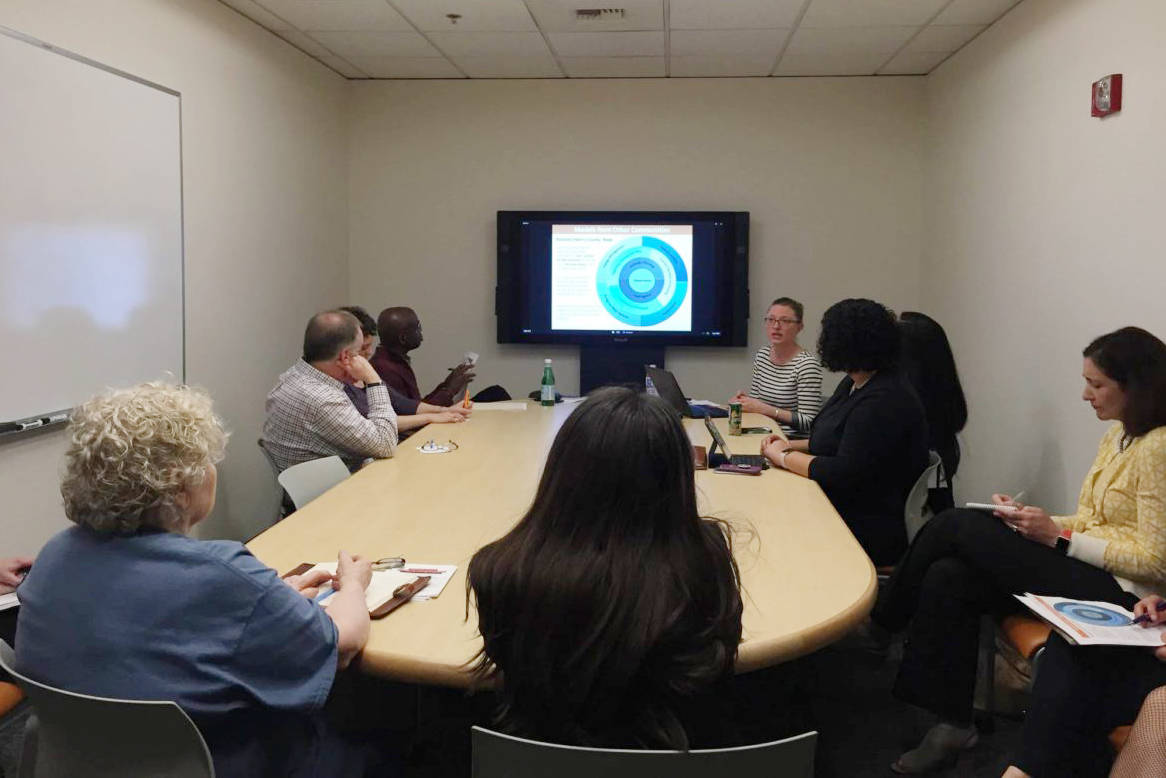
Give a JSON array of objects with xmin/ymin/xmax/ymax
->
[
  {"xmin": 1053, "ymin": 601, "xmax": 1132, "ymax": 627},
  {"xmin": 595, "ymin": 236, "xmax": 688, "ymax": 327}
]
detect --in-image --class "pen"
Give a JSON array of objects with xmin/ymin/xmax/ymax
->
[
  {"xmin": 462, "ymin": 388, "xmax": 470, "ymax": 409},
  {"xmin": 1132, "ymin": 600, "xmax": 1166, "ymax": 624},
  {"xmin": 400, "ymin": 568, "xmax": 444, "ymax": 574},
  {"xmin": 1012, "ymin": 491, "xmax": 1026, "ymax": 504}
]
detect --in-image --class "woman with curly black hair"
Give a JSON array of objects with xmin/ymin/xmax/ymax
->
[
  {"xmin": 760, "ymin": 298, "xmax": 929, "ymax": 565},
  {"xmin": 468, "ymin": 387, "xmax": 743, "ymax": 749}
]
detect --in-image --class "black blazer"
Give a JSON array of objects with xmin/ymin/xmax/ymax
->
[{"xmin": 808, "ymin": 370, "xmax": 929, "ymax": 565}]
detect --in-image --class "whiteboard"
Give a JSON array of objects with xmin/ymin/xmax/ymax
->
[{"xmin": 0, "ymin": 28, "xmax": 183, "ymax": 424}]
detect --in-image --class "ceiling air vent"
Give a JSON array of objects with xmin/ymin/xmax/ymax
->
[{"xmin": 574, "ymin": 8, "xmax": 627, "ymax": 21}]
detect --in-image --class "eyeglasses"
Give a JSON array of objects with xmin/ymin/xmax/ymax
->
[{"xmin": 763, "ymin": 317, "xmax": 801, "ymax": 327}]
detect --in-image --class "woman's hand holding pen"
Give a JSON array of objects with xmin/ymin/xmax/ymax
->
[
  {"xmin": 284, "ymin": 568, "xmax": 335, "ymax": 600},
  {"xmin": 990, "ymin": 493, "xmax": 1058, "ymax": 546},
  {"xmin": 1132, "ymin": 595, "xmax": 1166, "ymax": 662}
]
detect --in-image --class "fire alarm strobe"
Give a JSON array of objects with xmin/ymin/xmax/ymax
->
[{"xmin": 1092, "ymin": 74, "xmax": 1122, "ymax": 117}]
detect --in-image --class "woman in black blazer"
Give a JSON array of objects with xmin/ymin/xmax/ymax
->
[{"xmin": 760, "ymin": 298, "xmax": 929, "ymax": 565}]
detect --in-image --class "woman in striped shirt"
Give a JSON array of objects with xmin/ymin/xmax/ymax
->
[{"xmin": 730, "ymin": 297, "xmax": 823, "ymax": 438}]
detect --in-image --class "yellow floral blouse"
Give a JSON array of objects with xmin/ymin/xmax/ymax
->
[{"xmin": 1054, "ymin": 423, "xmax": 1166, "ymax": 590}]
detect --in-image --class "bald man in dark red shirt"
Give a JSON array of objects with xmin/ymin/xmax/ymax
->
[{"xmin": 370, "ymin": 307, "xmax": 475, "ymax": 407}]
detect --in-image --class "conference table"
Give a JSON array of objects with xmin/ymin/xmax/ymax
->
[{"xmin": 247, "ymin": 400, "xmax": 877, "ymax": 688}]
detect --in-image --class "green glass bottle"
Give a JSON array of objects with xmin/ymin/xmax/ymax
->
[{"xmin": 540, "ymin": 358, "xmax": 555, "ymax": 406}]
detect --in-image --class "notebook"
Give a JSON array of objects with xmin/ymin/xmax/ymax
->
[{"xmin": 646, "ymin": 366, "xmax": 729, "ymax": 419}]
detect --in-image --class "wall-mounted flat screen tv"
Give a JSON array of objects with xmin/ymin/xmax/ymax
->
[{"xmin": 496, "ymin": 210, "xmax": 749, "ymax": 347}]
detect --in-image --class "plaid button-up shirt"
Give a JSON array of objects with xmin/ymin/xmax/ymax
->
[{"xmin": 262, "ymin": 360, "xmax": 398, "ymax": 472}]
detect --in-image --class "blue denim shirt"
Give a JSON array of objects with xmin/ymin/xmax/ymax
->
[{"xmin": 16, "ymin": 526, "xmax": 338, "ymax": 775}]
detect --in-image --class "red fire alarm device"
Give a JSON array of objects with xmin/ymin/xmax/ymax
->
[{"xmin": 1092, "ymin": 74, "xmax": 1122, "ymax": 117}]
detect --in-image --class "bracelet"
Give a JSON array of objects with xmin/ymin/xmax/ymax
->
[{"xmin": 777, "ymin": 449, "xmax": 790, "ymax": 469}]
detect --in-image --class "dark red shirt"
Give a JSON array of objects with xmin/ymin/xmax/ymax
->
[{"xmin": 370, "ymin": 346, "xmax": 455, "ymax": 407}]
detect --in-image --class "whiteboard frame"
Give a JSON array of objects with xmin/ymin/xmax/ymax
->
[{"xmin": 0, "ymin": 26, "xmax": 185, "ymax": 438}]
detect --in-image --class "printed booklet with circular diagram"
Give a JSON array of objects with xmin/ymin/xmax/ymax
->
[{"xmin": 1015, "ymin": 594, "xmax": 1166, "ymax": 647}]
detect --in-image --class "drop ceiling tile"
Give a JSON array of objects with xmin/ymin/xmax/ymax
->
[
  {"xmin": 524, "ymin": 0, "xmax": 664, "ymax": 33},
  {"xmin": 670, "ymin": 54, "xmax": 775, "ymax": 78},
  {"xmin": 276, "ymin": 28, "xmax": 342, "ymax": 59},
  {"xmin": 934, "ymin": 0, "xmax": 1022, "ymax": 25},
  {"xmin": 784, "ymin": 25, "xmax": 918, "ymax": 54},
  {"xmin": 427, "ymin": 31, "xmax": 553, "ymax": 57},
  {"xmin": 451, "ymin": 54, "xmax": 564, "ymax": 78},
  {"xmin": 257, "ymin": 0, "xmax": 412, "ymax": 31},
  {"xmin": 878, "ymin": 49, "xmax": 951, "ymax": 74},
  {"xmin": 560, "ymin": 56, "xmax": 666, "ymax": 77},
  {"xmin": 801, "ymin": 0, "xmax": 949, "ymax": 28},
  {"xmin": 219, "ymin": 0, "xmax": 292, "ymax": 31},
  {"xmin": 903, "ymin": 24, "xmax": 986, "ymax": 52},
  {"xmin": 670, "ymin": 29, "xmax": 789, "ymax": 58},
  {"xmin": 309, "ymin": 30, "xmax": 441, "ymax": 58},
  {"xmin": 774, "ymin": 48, "xmax": 890, "ymax": 76},
  {"xmin": 669, "ymin": 0, "xmax": 804, "ymax": 30},
  {"xmin": 316, "ymin": 54, "xmax": 369, "ymax": 78},
  {"xmin": 547, "ymin": 31, "xmax": 665, "ymax": 57},
  {"xmin": 389, "ymin": 0, "xmax": 537, "ymax": 32},
  {"xmin": 346, "ymin": 55, "xmax": 464, "ymax": 78}
]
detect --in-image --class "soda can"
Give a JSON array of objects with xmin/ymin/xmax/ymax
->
[{"xmin": 728, "ymin": 402, "xmax": 742, "ymax": 435}]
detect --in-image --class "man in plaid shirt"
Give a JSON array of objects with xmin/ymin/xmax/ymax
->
[{"xmin": 262, "ymin": 310, "xmax": 398, "ymax": 472}]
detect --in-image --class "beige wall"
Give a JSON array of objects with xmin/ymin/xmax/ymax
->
[
  {"xmin": 923, "ymin": 0, "xmax": 1166, "ymax": 511},
  {"xmin": 0, "ymin": 0, "xmax": 349, "ymax": 549},
  {"xmin": 347, "ymin": 77, "xmax": 926, "ymax": 405}
]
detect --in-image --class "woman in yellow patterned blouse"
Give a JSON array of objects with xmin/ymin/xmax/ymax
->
[{"xmin": 872, "ymin": 326, "xmax": 1166, "ymax": 775}]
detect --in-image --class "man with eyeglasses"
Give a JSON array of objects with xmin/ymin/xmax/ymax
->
[
  {"xmin": 262, "ymin": 309, "xmax": 399, "ymax": 472},
  {"xmin": 730, "ymin": 296, "xmax": 823, "ymax": 439}
]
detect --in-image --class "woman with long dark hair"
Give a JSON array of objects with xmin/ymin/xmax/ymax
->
[
  {"xmin": 899, "ymin": 311, "xmax": 968, "ymax": 511},
  {"xmin": 874, "ymin": 327, "xmax": 1166, "ymax": 774},
  {"xmin": 467, "ymin": 387, "xmax": 742, "ymax": 750}
]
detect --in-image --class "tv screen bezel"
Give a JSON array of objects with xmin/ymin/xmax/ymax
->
[{"xmin": 496, "ymin": 210, "xmax": 749, "ymax": 347}]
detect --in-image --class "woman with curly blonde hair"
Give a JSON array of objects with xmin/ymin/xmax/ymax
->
[{"xmin": 16, "ymin": 383, "xmax": 374, "ymax": 777}]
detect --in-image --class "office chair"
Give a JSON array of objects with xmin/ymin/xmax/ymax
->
[
  {"xmin": 277, "ymin": 455, "xmax": 350, "ymax": 509},
  {"xmin": 0, "ymin": 640, "xmax": 214, "ymax": 778},
  {"xmin": 471, "ymin": 726, "xmax": 816, "ymax": 778},
  {"xmin": 257, "ymin": 439, "xmax": 294, "ymax": 518},
  {"xmin": 876, "ymin": 449, "xmax": 944, "ymax": 582},
  {"xmin": 904, "ymin": 450, "xmax": 944, "ymax": 544}
]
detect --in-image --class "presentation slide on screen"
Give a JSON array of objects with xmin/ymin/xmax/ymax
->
[{"xmin": 550, "ymin": 224, "xmax": 693, "ymax": 331}]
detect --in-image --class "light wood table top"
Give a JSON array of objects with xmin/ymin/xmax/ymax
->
[{"xmin": 247, "ymin": 401, "xmax": 877, "ymax": 688}]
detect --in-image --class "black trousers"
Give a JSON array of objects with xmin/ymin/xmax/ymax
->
[
  {"xmin": 1015, "ymin": 632, "xmax": 1166, "ymax": 777},
  {"xmin": 873, "ymin": 509, "xmax": 1136, "ymax": 725}
]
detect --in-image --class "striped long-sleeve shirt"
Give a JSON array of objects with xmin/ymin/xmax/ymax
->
[{"xmin": 747, "ymin": 347, "xmax": 823, "ymax": 437}]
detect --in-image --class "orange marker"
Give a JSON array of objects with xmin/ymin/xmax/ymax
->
[{"xmin": 462, "ymin": 388, "xmax": 471, "ymax": 409}]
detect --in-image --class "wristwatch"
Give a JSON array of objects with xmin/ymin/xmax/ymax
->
[{"xmin": 1054, "ymin": 529, "xmax": 1072, "ymax": 555}]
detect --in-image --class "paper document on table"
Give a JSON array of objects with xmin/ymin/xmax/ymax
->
[
  {"xmin": 471, "ymin": 402, "xmax": 528, "ymax": 411},
  {"xmin": 306, "ymin": 562, "xmax": 457, "ymax": 605},
  {"xmin": 1015, "ymin": 594, "xmax": 1166, "ymax": 647},
  {"xmin": 0, "ymin": 592, "xmax": 18, "ymax": 612},
  {"xmin": 394, "ymin": 564, "xmax": 456, "ymax": 600}
]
